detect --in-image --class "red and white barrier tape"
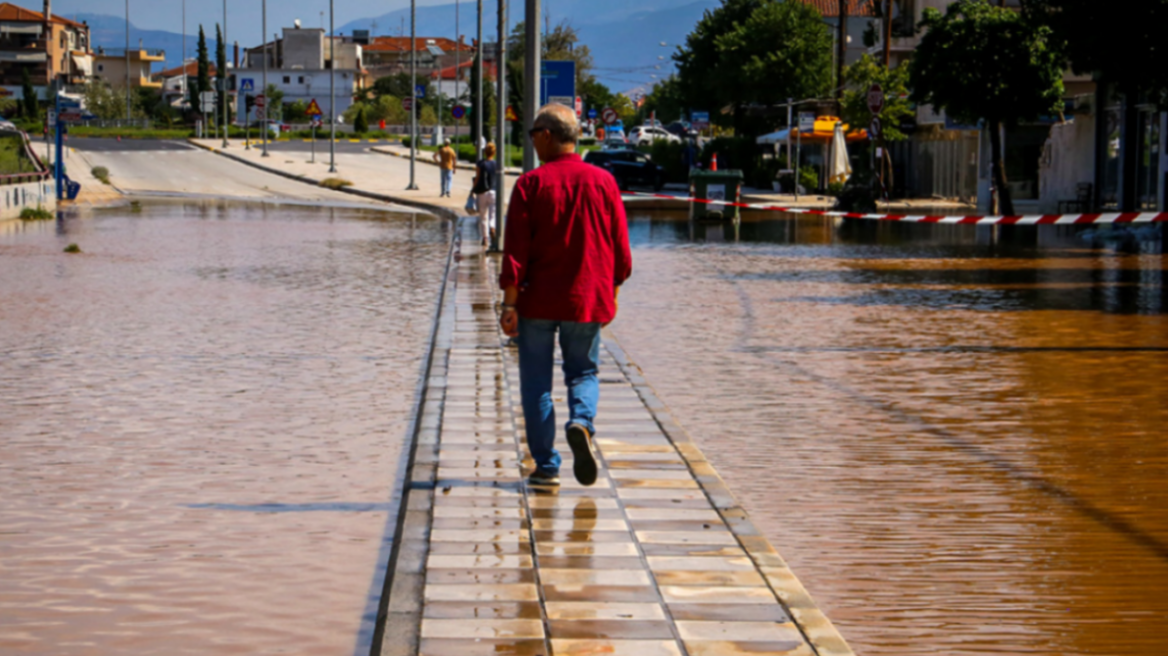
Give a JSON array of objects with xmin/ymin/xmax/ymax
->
[{"xmin": 626, "ymin": 191, "xmax": 1168, "ymax": 226}]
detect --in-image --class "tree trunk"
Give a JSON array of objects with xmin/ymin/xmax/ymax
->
[
  {"xmin": 989, "ymin": 119, "xmax": 1013, "ymax": 215},
  {"xmin": 837, "ymin": 0, "xmax": 848, "ymax": 107},
  {"xmin": 1119, "ymin": 85, "xmax": 1140, "ymax": 212}
]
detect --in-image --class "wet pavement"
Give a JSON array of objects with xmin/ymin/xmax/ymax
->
[
  {"xmin": 0, "ymin": 201, "xmax": 450, "ymax": 654},
  {"xmin": 383, "ymin": 219, "xmax": 849, "ymax": 656},
  {"xmin": 612, "ymin": 210, "xmax": 1168, "ymax": 656}
]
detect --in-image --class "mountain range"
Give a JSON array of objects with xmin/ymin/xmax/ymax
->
[{"xmin": 78, "ymin": 0, "xmax": 719, "ymax": 92}]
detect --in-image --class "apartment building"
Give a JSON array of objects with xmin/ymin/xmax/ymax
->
[{"xmin": 0, "ymin": 2, "xmax": 91, "ymax": 99}]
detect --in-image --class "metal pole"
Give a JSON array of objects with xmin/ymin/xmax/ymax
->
[
  {"xmin": 182, "ymin": 0, "xmax": 186, "ymax": 112},
  {"xmin": 221, "ymin": 0, "xmax": 229, "ymax": 147},
  {"xmin": 522, "ymin": 0, "xmax": 539, "ymax": 171},
  {"xmin": 125, "ymin": 0, "xmax": 131, "ymax": 120},
  {"xmin": 475, "ymin": 0, "xmax": 483, "ymax": 159},
  {"xmin": 493, "ymin": 0, "xmax": 506, "ymax": 251},
  {"xmin": 786, "ymin": 97, "xmax": 792, "ymax": 187},
  {"xmin": 407, "ymin": 0, "xmax": 418, "ymax": 189},
  {"xmin": 455, "ymin": 0, "xmax": 460, "ymax": 141},
  {"xmin": 329, "ymin": 0, "xmax": 337, "ymax": 173},
  {"xmin": 262, "ymin": 0, "xmax": 268, "ymax": 157}
]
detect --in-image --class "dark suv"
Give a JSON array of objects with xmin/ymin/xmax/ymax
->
[{"xmin": 583, "ymin": 149, "xmax": 665, "ymax": 191}]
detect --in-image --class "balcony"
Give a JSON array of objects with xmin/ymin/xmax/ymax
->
[{"xmin": 94, "ymin": 47, "xmax": 167, "ymax": 62}]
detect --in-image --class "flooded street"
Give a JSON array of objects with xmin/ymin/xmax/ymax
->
[
  {"xmin": 0, "ymin": 202, "xmax": 450, "ymax": 654},
  {"xmin": 612, "ymin": 210, "xmax": 1168, "ymax": 656}
]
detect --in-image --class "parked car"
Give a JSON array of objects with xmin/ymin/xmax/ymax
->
[
  {"xmin": 584, "ymin": 148, "xmax": 665, "ymax": 191},
  {"xmin": 603, "ymin": 137, "xmax": 634, "ymax": 150},
  {"xmin": 665, "ymin": 121, "xmax": 698, "ymax": 139},
  {"xmin": 628, "ymin": 125, "xmax": 680, "ymax": 146},
  {"xmin": 0, "ymin": 119, "xmax": 17, "ymax": 131}
]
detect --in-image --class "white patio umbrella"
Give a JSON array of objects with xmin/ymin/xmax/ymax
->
[{"xmin": 828, "ymin": 122, "xmax": 852, "ymax": 185}]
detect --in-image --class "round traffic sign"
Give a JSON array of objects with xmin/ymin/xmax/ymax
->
[
  {"xmin": 867, "ymin": 84, "xmax": 884, "ymax": 115},
  {"xmin": 254, "ymin": 94, "xmax": 266, "ymax": 108},
  {"xmin": 601, "ymin": 107, "xmax": 618, "ymax": 125},
  {"xmin": 452, "ymin": 105, "xmax": 466, "ymax": 120},
  {"xmin": 868, "ymin": 117, "xmax": 882, "ymax": 141},
  {"xmin": 402, "ymin": 97, "xmax": 414, "ymax": 111},
  {"xmin": 587, "ymin": 108, "xmax": 597, "ymax": 120}
]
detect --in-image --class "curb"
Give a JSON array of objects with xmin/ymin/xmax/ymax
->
[{"xmin": 186, "ymin": 139, "xmax": 461, "ymax": 222}]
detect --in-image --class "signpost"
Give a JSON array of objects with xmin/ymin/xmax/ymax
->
[
  {"xmin": 868, "ymin": 117, "xmax": 882, "ymax": 142},
  {"xmin": 306, "ymin": 99, "xmax": 323, "ymax": 163},
  {"xmin": 538, "ymin": 60, "xmax": 576, "ymax": 108},
  {"xmin": 452, "ymin": 105, "xmax": 466, "ymax": 120},
  {"xmin": 402, "ymin": 97, "xmax": 414, "ymax": 112},
  {"xmin": 601, "ymin": 107, "xmax": 618, "ymax": 126},
  {"xmin": 587, "ymin": 108, "xmax": 597, "ymax": 120},
  {"xmin": 868, "ymin": 83, "xmax": 887, "ymax": 199},
  {"xmin": 200, "ymin": 91, "xmax": 217, "ymax": 140},
  {"xmin": 240, "ymin": 78, "xmax": 255, "ymax": 92},
  {"xmin": 867, "ymin": 83, "xmax": 885, "ymax": 115},
  {"xmin": 415, "ymin": 84, "xmax": 426, "ymax": 98},
  {"xmin": 796, "ymin": 112, "xmax": 815, "ymax": 201}
]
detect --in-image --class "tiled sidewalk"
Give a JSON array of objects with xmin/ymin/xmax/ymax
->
[{"xmin": 382, "ymin": 219, "xmax": 853, "ymax": 656}]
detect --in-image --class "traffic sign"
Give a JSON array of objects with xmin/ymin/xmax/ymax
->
[
  {"xmin": 798, "ymin": 112, "xmax": 815, "ymax": 132},
  {"xmin": 867, "ymin": 83, "xmax": 884, "ymax": 115},
  {"xmin": 868, "ymin": 117, "xmax": 882, "ymax": 141},
  {"xmin": 402, "ymin": 97, "xmax": 413, "ymax": 111},
  {"xmin": 506, "ymin": 105, "xmax": 518, "ymax": 122},
  {"xmin": 587, "ymin": 108, "xmax": 597, "ymax": 120},
  {"xmin": 691, "ymin": 111, "xmax": 710, "ymax": 130},
  {"xmin": 452, "ymin": 105, "xmax": 466, "ymax": 119},
  {"xmin": 240, "ymin": 78, "xmax": 255, "ymax": 91},
  {"xmin": 254, "ymin": 94, "xmax": 266, "ymax": 108},
  {"xmin": 199, "ymin": 91, "xmax": 216, "ymax": 113},
  {"xmin": 601, "ymin": 107, "xmax": 618, "ymax": 125},
  {"xmin": 305, "ymin": 99, "xmax": 323, "ymax": 117},
  {"xmin": 575, "ymin": 96, "xmax": 582, "ymax": 117},
  {"xmin": 415, "ymin": 84, "xmax": 426, "ymax": 98},
  {"xmin": 256, "ymin": 107, "xmax": 266, "ymax": 120}
]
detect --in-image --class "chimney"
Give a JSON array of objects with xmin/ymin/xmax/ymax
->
[
  {"xmin": 43, "ymin": 0, "xmax": 52, "ymax": 37},
  {"xmin": 234, "ymin": 42, "xmax": 239, "ymax": 68}
]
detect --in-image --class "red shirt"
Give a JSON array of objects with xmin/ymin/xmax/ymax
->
[{"xmin": 500, "ymin": 152, "xmax": 632, "ymax": 323}]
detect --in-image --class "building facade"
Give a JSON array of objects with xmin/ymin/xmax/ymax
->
[
  {"xmin": 91, "ymin": 47, "xmax": 166, "ymax": 90},
  {"xmin": 236, "ymin": 25, "xmax": 362, "ymax": 123},
  {"xmin": 0, "ymin": 2, "xmax": 91, "ymax": 98}
]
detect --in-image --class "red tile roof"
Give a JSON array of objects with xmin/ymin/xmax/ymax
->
[
  {"xmin": 430, "ymin": 59, "xmax": 496, "ymax": 80},
  {"xmin": 364, "ymin": 36, "xmax": 474, "ymax": 53},
  {"xmin": 797, "ymin": 0, "xmax": 879, "ymax": 18},
  {"xmin": 0, "ymin": 2, "xmax": 88, "ymax": 29},
  {"xmin": 154, "ymin": 61, "xmax": 216, "ymax": 79}
]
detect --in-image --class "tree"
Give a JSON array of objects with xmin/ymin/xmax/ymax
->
[
  {"xmin": 674, "ymin": 0, "xmax": 832, "ymax": 134},
  {"xmin": 83, "ymin": 81, "xmax": 127, "ymax": 120},
  {"xmin": 638, "ymin": 76, "xmax": 686, "ymax": 124},
  {"xmin": 610, "ymin": 94, "xmax": 636, "ymax": 126},
  {"xmin": 467, "ymin": 51, "xmax": 497, "ymax": 145},
  {"xmin": 352, "ymin": 104, "xmax": 369, "ymax": 133},
  {"xmin": 910, "ymin": 0, "xmax": 1063, "ymax": 215},
  {"xmin": 20, "ymin": 66, "xmax": 37, "ymax": 118},
  {"xmin": 264, "ymin": 83, "xmax": 285, "ymax": 121},
  {"xmin": 371, "ymin": 73, "xmax": 434, "ymax": 104},
  {"xmin": 842, "ymin": 55, "xmax": 913, "ymax": 143},
  {"xmin": 579, "ymin": 78, "xmax": 614, "ymax": 116},
  {"xmin": 193, "ymin": 26, "xmax": 210, "ymax": 111},
  {"xmin": 215, "ymin": 24, "xmax": 227, "ymax": 126}
]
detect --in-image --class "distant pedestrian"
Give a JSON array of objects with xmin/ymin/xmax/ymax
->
[
  {"xmin": 473, "ymin": 142, "xmax": 498, "ymax": 247},
  {"xmin": 499, "ymin": 104, "xmax": 633, "ymax": 487},
  {"xmin": 433, "ymin": 138, "xmax": 457, "ymax": 197}
]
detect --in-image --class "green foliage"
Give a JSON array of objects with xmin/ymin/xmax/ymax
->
[
  {"xmin": 63, "ymin": 243, "xmax": 81, "ymax": 253},
  {"xmin": 21, "ymin": 66, "xmax": 37, "ymax": 118},
  {"xmin": 0, "ymin": 134, "xmax": 38, "ymax": 174},
  {"xmin": 263, "ymin": 84, "xmax": 285, "ymax": 120},
  {"xmin": 20, "ymin": 206, "xmax": 54, "ymax": 221},
  {"xmin": 320, "ymin": 178, "xmax": 353, "ymax": 190},
  {"xmin": 195, "ymin": 26, "xmax": 210, "ymax": 109},
  {"xmin": 675, "ymin": 0, "xmax": 831, "ymax": 134},
  {"xmin": 638, "ymin": 77, "xmax": 687, "ymax": 125},
  {"xmin": 352, "ymin": 104, "xmax": 369, "ymax": 134},
  {"xmin": 215, "ymin": 24, "xmax": 227, "ymax": 125},
  {"xmin": 842, "ymin": 55, "xmax": 913, "ymax": 143},
  {"xmin": 467, "ymin": 51, "xmax": 497, "ymax": 143},
  {"xmin": 799, "ymin": 164, "xmax": 818, "ymax": 193},
  {"xmin": 609, "ymin": 94, "xmax": 636, "ymax": 126},
  {"xmin": 284, "ymin": 100, "xmax": 310, "ymax": 123},
  {"xmin": 92, "ymin": 166, "xmax": 111, "ymax": 184},
  {"xmin": 642, "ymin": 140, "xmax": 689, "ymax": 184},
  {"xmin": 82, "ymin": 81, "xmax": 125, "ymax": 119}
]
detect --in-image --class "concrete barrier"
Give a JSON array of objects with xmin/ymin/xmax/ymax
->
[{"xmin": 0, "ymin": 178, "xmax": 56, "ymax": 220}]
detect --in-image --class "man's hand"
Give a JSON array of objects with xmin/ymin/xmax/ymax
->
[{"xmin": 500, "ymin": 309, "xmax": 519, "ymax": 337}]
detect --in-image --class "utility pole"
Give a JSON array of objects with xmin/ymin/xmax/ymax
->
[
  {"xmin": 836, "ymin": 0, "xmax": 847, "ymax": 108},
  {"xmin": 455, "ymin": 0, "xmax": 460, "ymax": 141},
  {"xmin": 883, "ymin": 0, "xmax": 893, "ymax": 68},
  {"xmin": 522, "ymin": 0, "xmax": 540, "ymax": 171},
  {"xmin": 182, "ymin": 0, "xmax": 187, "ymax": 112},
  {"xmin": 475, "ymin": 0, "xmax": 483, "ymax": 159},
  {"xmin": 125, "ymin": 0, "xmax": 131, "ymax": 120},
  {"xmin": 493, "ymin": 0, "xmax": 506, "ymax": 251},
  {"xmin": 329, "ymin": 0, "xmax": 337, "ymax": 173},
  {"xmin": 407, "ymin": 0, "xmax": 418, "ymax": 189},
  {"xmin": 221, "ymin": 0, "xmax": 229, "ymax": 147},
  {"xmin": 262, "ymin": 0, "xmax": 269, "ymax": 157}
]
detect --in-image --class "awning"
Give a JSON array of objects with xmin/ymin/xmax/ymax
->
[
  {"xmin": 71, "ymin": 52, "xmax": 93, "ymax": 77},
  {"xmin": 756, "ymin": 116, "xmax": 867, "ymax": 145}
]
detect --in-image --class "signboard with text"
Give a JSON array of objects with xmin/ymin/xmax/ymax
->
[
  {"xmin": 539, "ymin": 60, "xmax": 576, "ymax": 107},
  {"xmin": 691, "ymin": 111, "xmax": 710, "ymax": 131}
]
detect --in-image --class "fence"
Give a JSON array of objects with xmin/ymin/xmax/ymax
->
[{"xmin": 893, "ymin": 131, "xmax": 979, "ymax": 202}]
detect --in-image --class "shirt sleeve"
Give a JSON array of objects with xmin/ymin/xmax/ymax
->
[
  {"xmin": 499, "ymin": 178, "xmax": 531, "ymax": 290},
  {"xmin": 610, "ymin": 178, "xmax": 632, "ymax": 287}
]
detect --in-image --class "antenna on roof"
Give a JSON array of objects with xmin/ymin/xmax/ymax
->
[{"xmin": 294, "ymin": 18, "xmax": 301, "ymax": 29}]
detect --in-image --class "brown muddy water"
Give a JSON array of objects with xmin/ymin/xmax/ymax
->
[
  {"xmin": 613, "ymin": 210, "xmax": 1168, "ymax": 656},
  {"xmin": 0, "ymin": 201, "xmax": 450, "ymax": 655}
]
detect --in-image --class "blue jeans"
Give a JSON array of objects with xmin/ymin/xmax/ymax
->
[
  {"xmin": 440, "ymin": 169, "xmax": 453, "ymax": 195},
  {"xmin": 517, "ymin": 318, "xmax": 601, "ymax": 474}
]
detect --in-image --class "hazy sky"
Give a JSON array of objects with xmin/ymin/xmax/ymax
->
[{"xmin": 48, "ymin": 0, "xmax": 448, "ymax": 34}]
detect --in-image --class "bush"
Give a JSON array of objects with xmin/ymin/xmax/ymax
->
[
  {"xmin": 20, "ymin": 206, "xmax": 53, "ymax": 220},
  {"xmin": 352, "ymin": 105, "xmax": 369, "ymax": 134},
  {"xmin": 320, "ymin": 177, "xmax": 353, "ymax": 190},
  {"xmin": 799, "ymin": 165, "xmax": 819, "ymax": 193},
  {"xmin": 92, "ymin": 166, "xmax": 110, "ymax": 185},
  {"xmin": 826, "ymin": 181, "xmax": 845, "ymax": 197},
  {"xmin": 63, "ymin": 243, "xmax": 81, "ymax": 253},
  {"xmin": 833, "ymin": 171, "xmax": 878, "ymax": 213}
]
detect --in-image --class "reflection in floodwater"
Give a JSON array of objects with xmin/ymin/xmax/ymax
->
[
  {"xmin": 614, "ymin": 210, "xmax": 1168, "ymax": 656},
  {"xmin": 0, "ymin": 200, "xmax": 449, "ymax": 655}
]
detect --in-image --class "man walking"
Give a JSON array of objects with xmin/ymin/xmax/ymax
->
[
  {"xmin": 433, "ymin": 138, "xmax": 457, "ymax": 197},
  {"xmin": 498, "ymin": 104, "xmax": 632, "ymax": 487}
]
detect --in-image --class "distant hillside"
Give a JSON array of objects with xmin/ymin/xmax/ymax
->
[{"xmin": 80, "ymin": 13, "xmax": 217, "ymax": 73}]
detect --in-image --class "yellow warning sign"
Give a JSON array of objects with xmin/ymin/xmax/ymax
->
[
  {"xmin": 306, "ymin": 99, "xmax": 323, "ymax": 117},
  {"xmin": 506, "ymin": 105, "xmax": 518, "ymax": 122}
]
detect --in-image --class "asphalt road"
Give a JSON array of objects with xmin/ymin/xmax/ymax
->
[{"xmin": 68, "ymin": 138, "xmax": 382, "ymax": 155}]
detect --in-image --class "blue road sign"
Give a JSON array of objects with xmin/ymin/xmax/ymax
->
[
  {"xmin": 239, "ymin": 78, "xmax": 255, "ymax": 91},
  {"xmin": 452, "ymin": 105, "xmax": 466, "ymax": 120},
  {"xmin": 539, "ymin": 60, "xmax": 576, "ymax": 106},
  {"xmin": 415, "ymin": 84, "xmax": 426, "ymax": 98},
  {"xmin": 587, "ymin": 108, "xmax": 597, "ymax": 119}
]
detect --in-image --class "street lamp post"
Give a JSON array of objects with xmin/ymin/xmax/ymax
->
[
  {"xmin": 493, "ymin": 0, "xmax": 506, "ymax": 250},
  {"xmin": 522, "ymin": 0, "xmax": 539, "ymax": 171},
  {"xmin": 221, "ymin": 0, "xmax": 229, "ymax": 147},
  {"xmin": 475, "ymin": 0, "xmax": 483, "ymax": 160},
  {"xmin": 262, "ymin": 0, "xmax": 269, "ymax": 157},
  {"xmin": 125, "ymin": 0, "xmax": 130, "ymax": 120},
  {"xmin": 407, "ymin": 0, "xmax": 418, "ymax": 189},
  {"xmin": 329, "ymin": 0, "xmax": 336, "ymax": 173},
  {"xmin": 455, "ymin": 0, "xmax": 460, "ymax": 141},
  {"xmin": 182, "ymin": 0, "xmax": 186, "ymax": 112}
]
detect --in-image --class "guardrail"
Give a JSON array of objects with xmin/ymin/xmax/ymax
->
[{"xmin": 0, "ymin": 130, "xmax": 50, "ymax": 186}]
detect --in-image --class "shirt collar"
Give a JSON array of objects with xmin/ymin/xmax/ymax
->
[{"xmin": 544, "ymin": 151, "xmax": 582, "ymax": 164}]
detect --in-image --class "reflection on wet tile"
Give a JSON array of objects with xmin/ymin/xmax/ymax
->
[
  {"xmin": 528, "ymin": 497, "xmax": 620, "ymax": 509},
  {"xmin": 550, "ymin": 639, "xmax": 682, "ymax": 656},
  {"xmin": 540, "ymin": 569, "xmax": 651, "ymax": 586},
  {"xmin": 537, "ymin": 556, "xmax": 647, "ymax": 570},
  {"xmin": 615, "ymin": 478, "xmax": 700, "ymax": 489},
  {"xmin": 609, "ymin": 469, "xmax": 695, "ymax": 480},
  {"xmin": 426, "ymin": 568, "xmax": 536, "ymax": 584},
  {"xmin": 428, "ymin": 541, "xmax": 532, "ymax": 556},
  {"xmin": 682, "ymin": 640, "xmax": 813, "ymax": 656},
  {"xmin": 544, "ymin": 602, "xmax": 666, "ymax": 621},
  {"xmin": 640, "ymin": 544, "xmax": 747, "ymax": 558},
  {"xmin": 433, "ymin": 506, "xmax": 527, "ymax": 519},
  {"xmin": 536, "ymin": 542, "xmax": 640, "ymax": 557},
  {"xmin": 430, "ymin": 529, "xmax": 530, "ymax": 542},
  {"xmin": 659, "ymin": 586, "xmax": 778, "ymax": 604},
  {"xmin": 548, "ymin": 620, "xmax": 675, "ymax": 639},
  {"xmin": 534, "ymin": 531, "xmax": 635, "ymax": 543},
  {"xmin": 653, "ymin": 570, "xmax": 767, "ymax": 587},
  {"xmin": 543, "ymin": 585, "xmax": 661, "ymax": 603},
  {"xmin": 418, "ymin": 638, "xmax": 548, "ymax": 656},
  {"xmin": 647, "ymin": 557, "xmax": 755, "ymax": 572},
  {"xmin": 667, "ymin": 603, "xmax": 790, "ymax": 623},
  {"xmin": 423, "ymin": 601, "xmax": 543, "ymax": 619},
  {"xmin": 636, "ymin": 531, "xmax": 738, "ymax": 546},
  {"xmin": 421, "ymin": 618, "xmax": 545, "ymax": 639},
  {"xmin": 625, "ymin": 508, "xmax": 722, "ymax": 521},
  {"xmin": 427, "ymin": 554, "xmax": 534, "ymax": 569},
  {"xmin": 616, "ymin": 488, "xmax": 709, "ymax": 500},
  {"xmin": 532, "ymin": 518, "xmax": 629, "ymax": 531},
  {"xmin": 675, "ymin": 621, "xmax": 803, "ymax": 642},
  {"xmin": 424, "ymin": 583, "xmax": 539, "ymax": 602},
  {"xmin": 431, "ymin": 517, "xmax": 530, "ymax": 530}
]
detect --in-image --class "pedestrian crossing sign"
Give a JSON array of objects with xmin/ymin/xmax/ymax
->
[
  {"xmin": 306, "ymin": 99, "xmax": 323, "ymax": 117},
  {"xmin": 239, "ymin": 78, "xmax": 255, "ymax": 91}
]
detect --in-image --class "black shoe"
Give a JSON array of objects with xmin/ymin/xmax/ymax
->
[
  {"xmin": 566, "ymin": 423, "xmax": 598, "ymax": 486},
  {"xmin": 527, "ymin": 469, "xmax": 561, "ymax": 486}
]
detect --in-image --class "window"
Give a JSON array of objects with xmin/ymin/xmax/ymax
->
[
  {"xmin": 298, "ymin": 76, "xmax": 304, "ymax": 84},
  {"xmin": 283, "ymin": 76, "xmax": 290, "ymax": 84},
  {"xmin": 97, "ymin": 64, "xmax": 104, "ymax": 72}
]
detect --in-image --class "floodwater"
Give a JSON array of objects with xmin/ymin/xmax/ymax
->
[
  {"xmin": 0, "ymin": 201, "xmax": 450, "ymax": 655},
  {"xmin": 612, "ymin": 210, "xmax": 1168, "ymax": 656}
]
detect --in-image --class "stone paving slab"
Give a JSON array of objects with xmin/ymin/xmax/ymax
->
[{"xmin": 379, "ymin": 218, "xmax": 855, "ymax": 656}]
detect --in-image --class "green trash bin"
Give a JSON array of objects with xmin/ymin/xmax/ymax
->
[{"xmin": 689, "ymin": 169, "xmax": 744, "ymax": 221}]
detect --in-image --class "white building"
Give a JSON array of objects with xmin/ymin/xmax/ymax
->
[{"xmin": 235, "ymin": 25, "xmax": 360, "ymax": 123}]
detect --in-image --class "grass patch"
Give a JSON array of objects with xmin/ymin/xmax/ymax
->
[
  {"xmin": 20, "ymin": 206, "xmax": 54, "ymax": 220},
  {"xmin": 92, "ymin": 166, "xmax": 111, "ymax": 185},
  {"xmin": 63, "ymin": 243, "xmax": 81, "ymax": 253},
  {"xmin": 320, "ymin": 177, "xmax": 353, "ymax": 190},
  {"xmin": 0, "ymin": 133, "xmax": 39, "ymax": 174}
]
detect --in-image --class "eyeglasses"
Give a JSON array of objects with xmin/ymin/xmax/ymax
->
[{"xmin": 527, "ymin": 127, "xmax": 548, "ymax": 139}]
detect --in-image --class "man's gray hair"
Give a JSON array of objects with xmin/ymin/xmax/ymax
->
[{"xmin": 533, "ymin": 103, "xmax": 580, "ymax": 144}]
